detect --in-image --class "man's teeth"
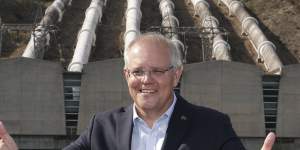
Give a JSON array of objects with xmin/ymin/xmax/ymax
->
[{"xmin": 141, "ymin": 89, "xmax": 155, "ymax": 93}]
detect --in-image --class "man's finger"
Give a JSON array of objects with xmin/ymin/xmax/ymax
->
[
  {"xmin": 0, "ymin": 121, "xmax": 8, "ymax": 137},
  {"xmin": 0, "ymin": 121, "xmax": 18, "ymax": 150},
  {"xmin": 0, "ymin": 139, "xmax": 4, "ymax": 147},
  {"xmin": 261, "ymin": 132, "xmax": 276, "ymax": 150}
]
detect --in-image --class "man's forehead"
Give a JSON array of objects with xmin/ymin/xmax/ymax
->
[{"xmin": 130, "ymin": 39, "xmax": 170, "ymax": 52}]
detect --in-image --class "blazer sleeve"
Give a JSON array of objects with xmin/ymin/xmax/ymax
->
[
  {"xmin": 63, "ymin": 115, "xmax": 96, "ymax": 150},
  {"xmin": 220, "ymin": 114, "xmax": 246, "ymax": 150}
]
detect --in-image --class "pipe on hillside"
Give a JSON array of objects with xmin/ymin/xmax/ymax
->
[
  {"xmin": 22, "ymin": 0, "xmax": 72, "ymax": 58},
  {"xmin": 220, "ymin": 0, "xmax": 282, "ymax": 74},
  {"xmin": 68, "ymin": 0, "xmax": 106, "ymax": 72},
  {"xmin": 191, "ymin": 0, "xmax": 231, "ymax": 60},
  {"xmin": 158, "ymin": 0, "xmax": 186, "ymax": 63},
  {"xmin": 124, "ymin": 0, "xmax": 142, "ymax": 51}
]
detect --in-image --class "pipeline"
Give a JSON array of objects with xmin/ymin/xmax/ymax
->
[
  {"xmin": 219, "ymin": 0, "xmax": 283, "ymax": 74},
  {"xmin": 22, "ymin": 0, "xmax": 72, "ymax": 58},
  {"xmin": 124, "ymin": 0, "xmax": 142, "ymax": 51},
  {"xmin": 68, "ymin": 0, "xmax": 106, "ymax": 72},
  {"xmin": 158, "ymin": 0, "xmax": 186, "ymax": 63},
  {"xmin": 191, "ymin": 0, "xmax": 231, "ymax": 61}
]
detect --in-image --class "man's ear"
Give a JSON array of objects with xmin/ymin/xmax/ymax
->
[
  {"xmin": 123, "ymin": 69, "xmax": 129, "ymax": 80},
  {"xmin": 173, "ymin": 66, "xmax": 183, "ymax": 87}
]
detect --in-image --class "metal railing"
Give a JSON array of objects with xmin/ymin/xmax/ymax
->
[
  {"xmin": 262, "ymin": 75, "xmax": 280, "ymax": 134},
  {"xmin": 63, "ymin": 72, "xmax": 82, "ymax": 135}
]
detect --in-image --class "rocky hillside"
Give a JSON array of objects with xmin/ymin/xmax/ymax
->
[{"xmin": 0, "ymin": 0, "xmax": 299, "ymax": 69}]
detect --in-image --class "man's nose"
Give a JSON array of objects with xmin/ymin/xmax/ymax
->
[{"xmin": 141, "ymin": 71, "xmax": 154, "ymax": 83}]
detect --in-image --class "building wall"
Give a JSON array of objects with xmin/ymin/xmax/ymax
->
[
  {"xmin": 77, "ymin": 58, "xmax": 131, "ymax": 133},
  {"xmin": 1, "ymin": 59, "xmax": 300, "ymax": 149},
  {"xmin": 0, "ymin": 58, "xmax": 66, "ymax": 135},
  {"xmin": 180, "ymin": 61, "xmax": 265, "ymax": 137},
  {"xmin": 277, "ymin": 64, "xmax": 300, "ymax": 137}
]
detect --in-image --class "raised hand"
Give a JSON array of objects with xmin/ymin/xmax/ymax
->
[
  {"xmin": 261, "ymin": 132, "xmax": 276, "ymax": 150},
  {"xmin": 0, "ymin": 121, "xmax": 18, "ymax": 150}
]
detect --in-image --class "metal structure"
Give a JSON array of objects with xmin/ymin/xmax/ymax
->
[
  {"xmin": 22, "ymin": 0, "xmax": 72, "ymax": 58},
  {"xmin": 158, "ymin": 0, "xmax": 185, "ymax": 62},
  {"xmin": 262, "ymin": 75, "xmax": 280, "ymax": 134},
  {"xmin": 63, "ymin": 72, "xmax": 81, "ymax": 135},
  {"xmin": 219, "ymin": 0, "xmax": 283, "ymax": 75},
  {"xmin": 68, "ymin": 0, "xmax": 106, "ymax": 72},
  {"xmin": 148, "ymin": 26, "xmax": 229, "ymax": 62},
  {"xmin": 191, "ymin": 0, "xmax": 231, "ymax": 61},
  {"xmin": 124, "ymin": 0, "xmax": 142, "ymax": 51}
]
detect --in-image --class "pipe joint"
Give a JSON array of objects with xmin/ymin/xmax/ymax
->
[
  {"xmin": 126, "ymin": 7, "xmax": 142, "ymax": 19},
  {"xmin": 85, "ymin": 4, "xmax": 102, "ymax": 18},
  {"xmin": 124, "ymin": 30, "xmax": 140, "ymax": 40},
  {"xmin": 76, "ymin": 28, "xmax": 93, "ymax": 43},
  {"xmin": 202, "ymin": 16, "xmax": 219, "ymax": 27},
  {"xmin": 228, "ymin": 1, "xmax": 243, "ymax": 16},
  {"xmin": 213, "ymin": 39, "xmax": 230, "ymax": 51},
  {"xmin": 162, "ymin": 15, "xmax": 179, "ymax": 27},
  {"xmin": 193, "ymin": 0, "xmax": 210, "ymax": 9},
  {"xmin": 258, "ymin": 41, "xmax": 276, "ymax": 55},
  {"xmin": 45, "ymin": 3, "xmax": 64, "ymax": 22},
  {"xmin": 68, "ymin": 62, "xmax": 83, "ymax": 72},
  {"xmin": 159, "ymin": 0, "xmax": 175, "ymax": 11},
  {"xmin": 241, "ymin": 16, "xmax": 258, "ymax": 35},
  {"xmin": 257, "ymin": 41, "xmax": 276, "ymax": 63}
]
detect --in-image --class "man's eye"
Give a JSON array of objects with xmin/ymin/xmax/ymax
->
[
  {"xmin": 132, "ymin": 70, "xmax": 144, "ymax": 76},
  {"xmin": 152, "ymin": 70, "xmax": 164, "ymax": 75}
]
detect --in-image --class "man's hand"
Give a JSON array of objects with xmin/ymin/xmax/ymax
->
[
  {"xmin": 0, "ymin": 121, "xmax": 18, "ymax": 150},
  {"xmin": 261, "ymin": 132, "xmax": 276, "ymax": 150}
]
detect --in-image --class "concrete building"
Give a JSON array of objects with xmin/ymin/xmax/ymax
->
[{"xmin": 0, "ymin": 58, "xmax": 300, "ymax": 149}]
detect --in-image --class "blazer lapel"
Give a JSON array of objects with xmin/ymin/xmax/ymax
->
[
  {"xmin": 116, "ymin": 105, "xmax": 133, "ymax": 150},
  {"xmin": 162, "ymin": 96, "xmax": 191, "ymax": 150}
]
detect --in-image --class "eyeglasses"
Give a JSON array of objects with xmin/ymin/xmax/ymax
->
[{"xmin": 126, "ymin": 66, "xmax": 174, "ymax": 80}]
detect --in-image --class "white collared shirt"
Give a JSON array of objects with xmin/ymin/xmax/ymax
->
[{"xmin": 131, "ymin": 94, "xmax": 177, "ymax": 150}]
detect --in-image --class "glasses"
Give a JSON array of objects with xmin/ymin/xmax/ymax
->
[{"xmin": 126, "ymin": 66, "xmax": 174, "ymax": 80}]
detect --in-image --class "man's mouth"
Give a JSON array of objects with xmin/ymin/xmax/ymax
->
[{"xmin": 140, "ymin": 89, "xmax": 156, "ymax": 93}]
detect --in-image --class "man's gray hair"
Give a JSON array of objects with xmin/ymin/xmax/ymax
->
[{"xmin": 124, "ymin": 32, "xmax": 183, "ymax": 68}]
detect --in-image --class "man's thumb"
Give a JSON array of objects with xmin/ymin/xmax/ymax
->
[
  {"xmin": 261, "ymin": 132, "xmax": 276, "ymax": 150},
  {"xmin": 0, "ymin": 121, "xmax": 8, "ymax": 137}
]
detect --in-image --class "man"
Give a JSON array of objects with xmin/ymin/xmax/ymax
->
[{"xmin": 0, "ymin": 33, "xmax": 275, "ymax": 150}]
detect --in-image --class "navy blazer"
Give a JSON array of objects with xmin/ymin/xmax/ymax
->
[{"xmin": 64, "ymin": 95, "xmax": 245, "ymax": 150}]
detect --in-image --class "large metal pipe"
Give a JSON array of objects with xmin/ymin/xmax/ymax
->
[
  {"xmin": 22, "ymin": 0, "xmax": 72, "ymax": 58},
  {"xmin": 67, "ymin": 0, "xmax": 106, "ymax": 72},
  {"xmin": 124, "ymin": 0, "xmax": 142, "ymax": 51},
  {"xmin": 220, "ymin": 0, "xmax": 283, "ymax": 74},
  {"xmin": 158, "ymin": 0, "xmax": 186, "ymax": 62},
  {"xmin": 191, "ymin": 0, "xmax": 231, "ymax": 60}
]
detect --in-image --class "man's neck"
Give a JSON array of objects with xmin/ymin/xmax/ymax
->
[{"xmin": 134, "ymin": 94, "xmax": 176, "ymax": 128}]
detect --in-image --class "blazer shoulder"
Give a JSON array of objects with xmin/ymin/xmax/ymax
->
[
  {"xmin": 180, "ymin": 98, "xmax": 229, "ymax": 121},
  {"xmin": 93, "ymin": 104, "xmax": 133, "ymax": 122}
]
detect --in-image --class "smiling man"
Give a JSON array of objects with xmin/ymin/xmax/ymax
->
[{"xmin": 0, "ymin": 32, "xmax": 275, "ymax": 150}]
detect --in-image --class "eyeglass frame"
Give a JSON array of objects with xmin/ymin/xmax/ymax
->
[{"xmin": 125, "ymin": 65, "xmax": 175, "ymax": 80}]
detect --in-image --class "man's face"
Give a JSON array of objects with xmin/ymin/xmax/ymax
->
[{"xmin": 124, "ymin": 39, "xmax": 182, "ymax": 116}]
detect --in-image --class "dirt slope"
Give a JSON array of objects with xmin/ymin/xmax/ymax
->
[{"xmin": 1, "ymin": 0, "xmax": 299, "ymax": 69}]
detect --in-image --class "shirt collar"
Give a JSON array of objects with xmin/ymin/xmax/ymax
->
[{"xmin": 132, "ymin": 93, "xmax": 177, "ymax": 125}]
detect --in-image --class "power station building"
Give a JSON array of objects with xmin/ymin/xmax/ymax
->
[
  {"xmin": 0, "ymin": 0, "xmax": 300, "ymax": 149},
  {"xmin": 0, "ymin": 58, "xmax": 300, "ymax": 149}
]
